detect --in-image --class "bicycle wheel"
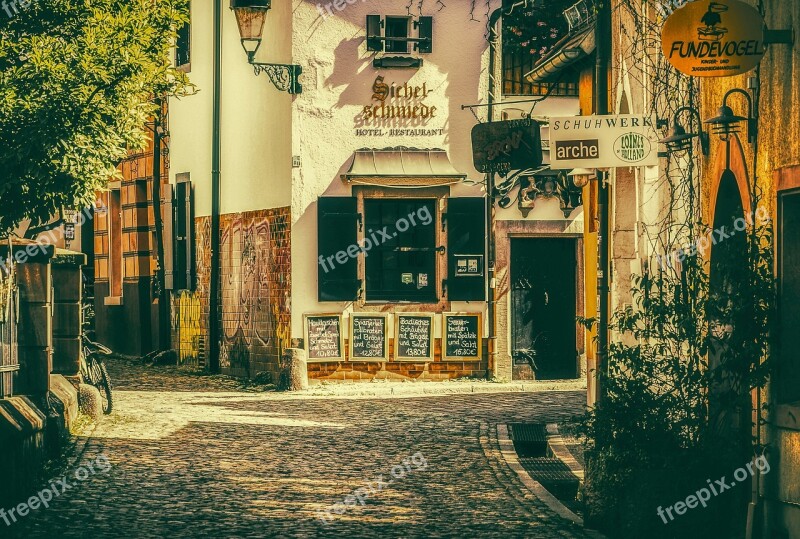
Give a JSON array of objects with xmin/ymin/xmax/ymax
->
[{"xmin": 95, "ymin": 360, "xmax": 114, "ymax": 415}]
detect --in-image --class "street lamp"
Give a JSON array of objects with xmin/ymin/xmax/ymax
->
[
  {"xmin": 230, "ymin": 0, "xmax": 303, "ymax": 94},
  {"xmin": 568, "ymin": 168, "xmax": 596, "ymax": 189},
  {"xmin": 659, "ymin": 106, "xmax": 709, "ymax": 156},
  {"xmin": 704, "ymin": 89, "xmax": 756, "ymax": 144}
]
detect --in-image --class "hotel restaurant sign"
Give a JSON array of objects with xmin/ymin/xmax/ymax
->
[
  {"xmin": 661, "ymin": 0, "xmax": 766, "ymax": 77},
  {"xmin": 548, "ymin": 115, "xmax": 660, "ymax": 169}
]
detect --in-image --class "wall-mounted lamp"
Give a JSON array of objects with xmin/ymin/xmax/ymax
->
[
  {"xmin": 230, "ymin": 0, "xmax": 303, "ymax": 94},
  {"xmin": 659, "ymin": 106, "xmax": 710, "ymax": 156},
  {"xmin": 704, "ymin": 88, "xmax": 756, "ymax": 144},
  {"xmin": 568, "ymin": 167, "xmax": 596, "ymax": 189}
]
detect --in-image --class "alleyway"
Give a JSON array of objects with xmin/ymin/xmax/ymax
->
[{"xmin": 9, "ymin": 359, "xmax": 592, "ymax": 538}]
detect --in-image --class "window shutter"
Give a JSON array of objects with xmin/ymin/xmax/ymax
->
[
  {"xmin": 366, "ymin": 15, "xmax": 383, "ymax": 51},
  {"xmin": 447, "ymin": 198, "xmax": 486, "ymax": 301},
  {"xmin": 318, "ymin": 197, "xmax": 360, "ymax": 301},
  {"xmin": 174, "ymin": 174, "xmax": 196, "ymax": 291},
  {"xmin": 162, "ymin": 184, "xmax": 175, "ymax": 291},
  {"xmin": 417, "ymin": 16, "xmax": 433, "ymax": 53}
]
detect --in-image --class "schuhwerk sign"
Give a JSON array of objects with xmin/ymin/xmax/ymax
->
[
  {"xmin": 661, "ymin": 0, "xmax": 766, "ymax": 77},
  {"xmin": 548, "ymin": 115, "xmax": 660, "ymax": 169}
]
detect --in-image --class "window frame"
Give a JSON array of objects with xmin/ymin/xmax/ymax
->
[
  {"xmin": 353, "ymin": 187, "xmax": 449, "ymax": 312},
  {"xmin": 363, "ymin": 197, "xmax": 438, "ymax": 303}
]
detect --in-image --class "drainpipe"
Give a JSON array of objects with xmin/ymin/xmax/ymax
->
[
  {"xmin": 152, "ymin": 98, "xmax": 170, "ymax": 351},
  {"xmin": 595, "ymin": 0, "xmax": 611, "ymax": 403},
  {"xmin": 208, "ymin": 0, "xmax": 222, "ymax": 373},
  {"xmin": 487, "ymin": 8, "xmax": 502, "ymax": 378}
]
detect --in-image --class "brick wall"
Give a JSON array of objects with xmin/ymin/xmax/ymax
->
[{"xmin": 172, "ymin": 208, "xmax": 291, "ymax": 380}]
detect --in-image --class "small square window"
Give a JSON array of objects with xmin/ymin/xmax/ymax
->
[{"xmin": 385, "ymin": 16, "xmax": 410, "ymax": 53}]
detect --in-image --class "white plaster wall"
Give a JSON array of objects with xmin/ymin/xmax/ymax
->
[
  {"xmin": 168, "ymin": 0, "xmax": 293, "ymax": 217},
  {"xmin": 290, "ymin": 0, "xmax": 501, "ymax": 337}
]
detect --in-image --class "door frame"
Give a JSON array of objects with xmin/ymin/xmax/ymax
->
[{"xmin": 494, "ymin": 219, "xmax": 584, "ymax": 381}]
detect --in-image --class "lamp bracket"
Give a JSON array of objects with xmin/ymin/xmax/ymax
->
[
  {"xmin": 764, "ymin": 28, "xmax": 794, "ymax": 46},
  {"xmin": 252, "ymin": 62, "xmax": 303, "ymax": 94}
]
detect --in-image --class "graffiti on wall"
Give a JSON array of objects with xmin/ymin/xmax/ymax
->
[
  {"xmin": 218, "ymin": 208, "xmax": 291, "ymax": 377},
  {"xmin": 171, "ymin": 209, "xmax": 290, "ymax": 376}
]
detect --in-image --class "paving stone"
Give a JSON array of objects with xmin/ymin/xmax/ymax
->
[{"xmin": 4, "ymin": 358, "xmax": 593, "ymax": 538}]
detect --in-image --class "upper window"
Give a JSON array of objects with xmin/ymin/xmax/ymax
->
[
  {"xmin": 175, "ymin": 3, "xmax": 191, "ymax": 70},
  {"xmin": 366, "ymin": 15, "xmax": 433, "ymax": 54},
  {"xmin": 501, "ymin": 0, "xmax": 579, "ymax": 96},
  {"xmin": 364, "ymin": 199, "xmax": 437, "ymax": 303},
  {"xmin": 385, "ymin": 17, "xmax": 410, "ymax": 53}
]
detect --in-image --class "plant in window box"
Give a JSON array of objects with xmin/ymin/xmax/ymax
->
[{"xmin": 502, "ymin": 0, "xmax": 574, "ymax": 64}]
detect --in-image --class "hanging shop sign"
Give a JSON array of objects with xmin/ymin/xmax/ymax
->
[
  {"xmin": 471, "ymin": 118, "xmax": 543, "ymax": 173},
  {"xmin": 661, "ymin": 0, "xmax": 766, "ymax": 77},
  {"xmin": 548, "ymin": 115, "xmax": 660, "ymax": 169}
]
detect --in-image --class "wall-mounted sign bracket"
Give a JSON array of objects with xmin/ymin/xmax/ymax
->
[{"xmin": 764, "ymin": 27, "xmax": 795, "ymax": 46}]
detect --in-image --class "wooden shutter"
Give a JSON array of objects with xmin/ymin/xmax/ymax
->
[
  {"xmin": 162, "ymin": 184, "xmax": 175, "ymax": 290},
  {"xmin": 366, "ymin": 15, "xmax": 383, "ymax": 51},
  {"xmin": 447, "ymin": 198, "xmax": 486, "ymax": 301},
  {"xmin": 417, "ymin": 16, "xmax": 433, "ymax": 53},
  {"xmin": 174, "ymin": 175, "xmax": 195, "ymax": 291},
  {"xmin": 318, "ymin": 197, "xmax": 360, "ymax": 302}
]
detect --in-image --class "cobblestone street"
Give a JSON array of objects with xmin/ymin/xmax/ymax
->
[{"xmin": 9, "ymin": 359, "xmax": 592, "ymax": 538}]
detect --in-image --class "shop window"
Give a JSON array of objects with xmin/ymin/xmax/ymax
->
[
  {"xmin": 108, "ymin": 186, "xmax": 123, "ymax": 300},
  {"xmin": 778, "ymin": 190, "xmax": 800, "ymax": 403},
  {"xmin": 175, "ymin": 2, "xmax": 191, "ymax": 71},
  {"xmin": 366, "ymin": 15, "xmax": 433, "ymax": 54},
  {"xmin": 364, "ymin": 199, "xmax": 437, "ymax": 302}
]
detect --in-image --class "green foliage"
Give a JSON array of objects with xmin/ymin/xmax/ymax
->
[
  {"xmin": 0, "ymin": 0, "xmax": 192, "ymax": 231},
  {"xmin": 580, "ymin": 217, "xmax": 775, "ymax": 538}
]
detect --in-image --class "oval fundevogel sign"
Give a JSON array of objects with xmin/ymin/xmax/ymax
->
[{"xmin": 661, "ymin": 0, "xmax": 766, "ymax": 78}]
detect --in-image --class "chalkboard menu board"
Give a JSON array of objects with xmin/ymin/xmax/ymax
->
[
  {"xmin": 304, "ymin": 314, "xmax": 344, "ymax": 361},
  {"xmin": 395, "ymin": 314, "xmax": 434, "ymax": 361},
  {"xmin": 350, "ymin": 314, "xmax": 388, "ymax": 361},
  {"xmin": 443, "ymin": 313, "xmax": 482, "ymax": 361}
]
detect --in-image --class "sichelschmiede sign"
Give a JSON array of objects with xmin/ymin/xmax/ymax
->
[{"xmin": 548, "ymin": 115, "xmax": 661, "ymax": 169}]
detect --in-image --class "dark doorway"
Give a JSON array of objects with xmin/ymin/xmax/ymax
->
[{"xmin": 511, "ymin": 238, "xmax": 578, "ymax": 380}]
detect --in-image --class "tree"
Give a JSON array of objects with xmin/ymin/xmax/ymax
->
[{"xmin": 0, "ymin": 0, "xmax": 192, "ymax": 232}]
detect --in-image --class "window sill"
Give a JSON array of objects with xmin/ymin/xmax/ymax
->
[
  {"xmin": 104, "ymin": 296, "xmax": 124, "ymax": 306},
  {"xmin": 775, "ymin": 402, "xmax": 800, "ymax": 431}
]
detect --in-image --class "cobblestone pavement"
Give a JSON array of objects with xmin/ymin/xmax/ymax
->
[{"xmin": 8, "ymin": 359, "xmax": 593, "ymax": 538}]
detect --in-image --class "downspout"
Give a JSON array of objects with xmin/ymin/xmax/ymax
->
[
  {"xmin": 209, "ymin": 0, "xmax": 222, "ymax": 373},
  {"xmin": 152, "ymin": 98, "xmax": 170, "ymax": 351},
  {"xmin": 595, "ymin": 0, "xmax": 611, "ymax": 403},
  {"xmin": 487, "ymin": 8, "xmax": 502, "ymax": 378}
]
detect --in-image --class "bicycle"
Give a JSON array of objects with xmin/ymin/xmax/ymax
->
[{"xmin": 80, "ymin": 334, "xmax": 114, "ymax": 415}]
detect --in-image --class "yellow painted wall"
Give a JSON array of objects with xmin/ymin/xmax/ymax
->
[{"xmin": 699, "ymin": 1, "xmax": 800, "ymax": 535}]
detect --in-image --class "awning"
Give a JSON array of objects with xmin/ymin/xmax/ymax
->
[
  {"xmin": 524, "ymin": 23, "xmax": 595, "ymax": 84},
  {"xmin": 341, "ymin": 147, "xmax": 465, "ymax": 185}
]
